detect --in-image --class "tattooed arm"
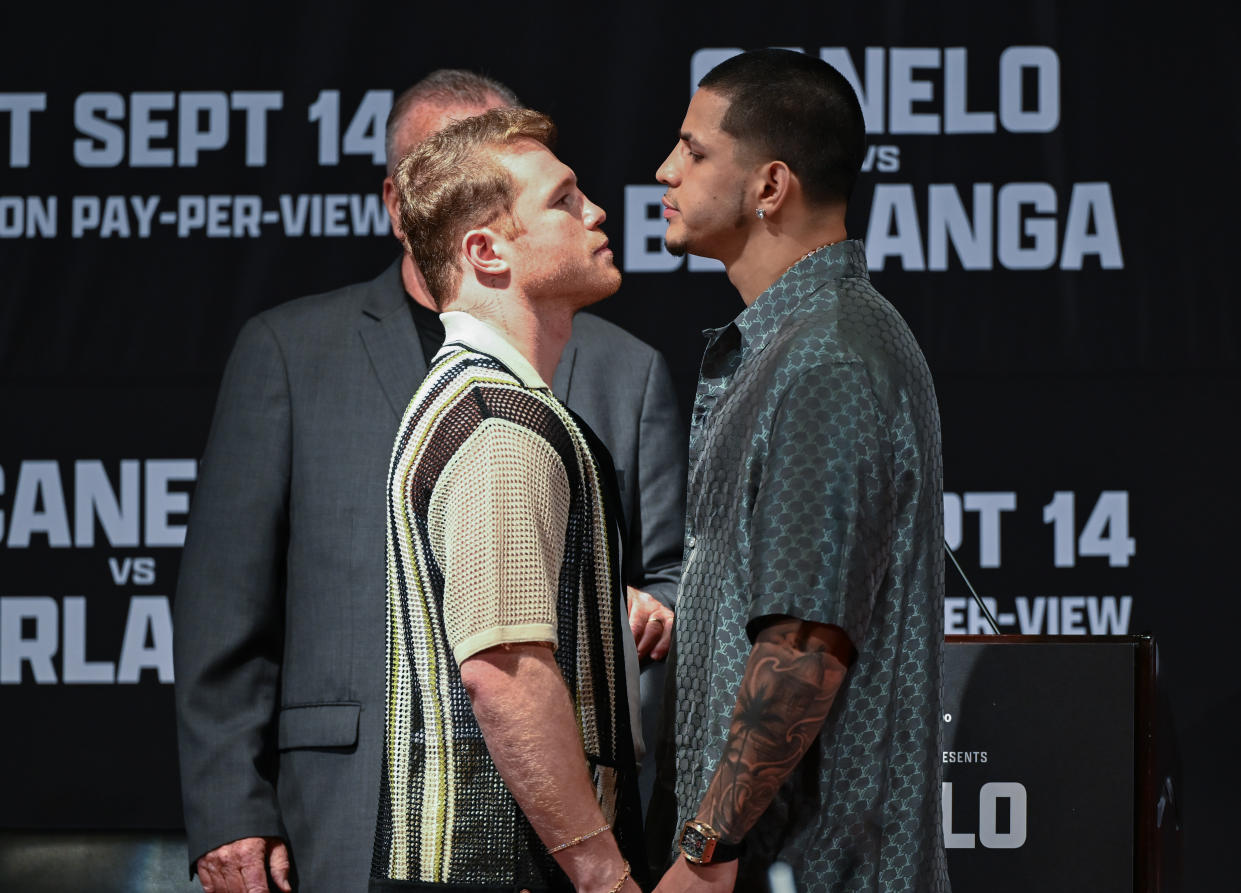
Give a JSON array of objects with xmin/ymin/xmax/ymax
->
[
  {"xmin": 700, "ymin": 615, "xmax": 853, "ymax": 838},
  {"xmin": 654, "ymin": 615, "xmax": 853, "ymax": 892}
]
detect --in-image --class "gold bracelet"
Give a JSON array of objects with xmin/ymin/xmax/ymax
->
[
  {"xmin": 547, "ymin": 822, "xmax": 611, "ymax": 854},
  {"xmin": 607, "ymin": 859, "xmax": 631, "ymax": 893}
]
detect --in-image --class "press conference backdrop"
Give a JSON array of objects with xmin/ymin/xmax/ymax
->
[{"xmin": 1, "ymin": 1, "xmax": 1234, "ymax": 888}]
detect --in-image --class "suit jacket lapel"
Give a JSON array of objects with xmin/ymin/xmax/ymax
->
[{"xmin": 358, "ymin": 259, "xmax": 428, "ymax": 419}]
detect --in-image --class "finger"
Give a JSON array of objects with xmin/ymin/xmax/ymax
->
[
  {"xmin": 636, "ymin": 618, "xmax": 663, "ymax": 658},
  {"xmin": 197, "ymin": 860, "xmax": 218, "ymax": 893},
  {"xmin": 651, "ymin": 617, "xmax": 674, "ymax": 661},
  {"xmin": 222, "ymin": 862, "xmax": 250, "ymax": 893},
  {"xmin": 201, "ymin": 854, "xmax": 240, "ymax": 893},
  {"xmin": 238, "ymin": 853, "xmax": 270, "ymax": 893},
  {"xmin": 268, "ymin": 840, "xmax": 292, "ymax": 893},
  {"xmin": 627, "ymin": 589, "xmax": 652, "ymax": 630},
  {"xmin": 629, "ymin": 604, "xmax": 644, "ymax": 637},
  {"xmin": 213, "ymin": 863, "xmax": 242, "ymax": 893}
]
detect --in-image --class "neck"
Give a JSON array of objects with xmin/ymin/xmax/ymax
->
[
  {"xmin": 451, "ymin": 286, "xmax": 574, "ymax": 384},
  {"xmin": 401, "ymin": 254, "xmax": 438, "ymax": 312},
  {"xmin": 725, "ymin": 214, "xmax": 848, "ymax": 305}
]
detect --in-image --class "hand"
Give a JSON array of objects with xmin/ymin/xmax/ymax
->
[
  {"xmin": 196, "ymin": 836, "xmax": 291, "ymax": 893},
  {"xmin": 652, "ymin": 855, "xmax": 738, "ymax": 892},
  {"xmin": 627, "ymin": 586, "xmax": 673, "ymax": 661}
]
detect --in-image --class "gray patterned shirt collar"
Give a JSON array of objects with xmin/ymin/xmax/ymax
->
[
  {"xmin": 690, "ymin": 239, "xmax": 869, "ymax": 475},
  {"xmin": 725, "ymin": 238, "xmax": 869, "ymax": 353}
]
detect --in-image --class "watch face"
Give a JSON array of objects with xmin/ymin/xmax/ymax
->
[
  {"xmin": 679, "ymin": 823, "xmax": 711, "ymax": 862},
  {"xmin": 680, "ymin": 818, "xmax": 719, "ymax": 863}
]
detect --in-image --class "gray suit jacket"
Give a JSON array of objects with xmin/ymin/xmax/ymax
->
[{"xmin": 173, "ymin": 260, "xmax": 686, "ymax": 892}]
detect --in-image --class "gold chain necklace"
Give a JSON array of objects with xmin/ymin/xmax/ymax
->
[{"xmin": 779, "ymin": 239, "xmax": 841, "ymax": 280}]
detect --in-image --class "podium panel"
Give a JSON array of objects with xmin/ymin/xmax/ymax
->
[
  {"xmin": 0, "ymin": 638, "xmax": 1167, "ymax": 893},
  {"xmin": 942, "ymin": 635, "xmax": 1158, "ymax": 893}
]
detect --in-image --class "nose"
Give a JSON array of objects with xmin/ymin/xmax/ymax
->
[
  {"xmin": 583, "ymin": 197, "xmax": 606, "ymax": 229},
  {"xmin": 656, "ymin": 145, "xmax": 680, "ymax": 185}
]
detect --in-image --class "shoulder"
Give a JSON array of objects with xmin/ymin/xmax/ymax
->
[
  {"xmin": 221, "ymin": 282, "xmax": 366, "ymax": 370},
  {"xmin": 567, "ymin": 312, "xmax": 659, "ymax": 362},
  {"xmin": 830, "ymin": 276, "xmax": 916, "ymax": 346},
  {"xmin": 762, "ymin": 282, "xmax": 935, "ymax": 420},
  {"xmin": 435, "ymin": 351, "xmax": 562, "ymax": 427},
  {"xmin": 563, "ymin": 313, "xmax": 671, "ymax": 402},
  {"xmin": 256, "ymin": 262, "xmax": 398, "ymax": 333},
  {"xmin": 765, "ymin": 278, "xmax": 917, "ymax": 369},
  {"xmin": 415, "ymin": 357, "xmax": 578, "ymax": 468},
  {"xmin": 260, "ymin": 283, "xmax": 363, "ymax": 326},
  {"xmin": 220, "ymin": 263, "xmax": 403, "ymax": 370}
]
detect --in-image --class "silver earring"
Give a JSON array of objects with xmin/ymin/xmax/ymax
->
[{"xmin": 755, "ymin": 208, "xmax": 765, "ymax": 220}]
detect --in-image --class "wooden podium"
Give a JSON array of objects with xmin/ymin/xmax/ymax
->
[{"xmin": 941, "ymin": 635, "xmax": 1170, "ymax": 892}]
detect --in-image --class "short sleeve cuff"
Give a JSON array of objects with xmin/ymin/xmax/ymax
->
[
  {"xmin": 453, "ymin": 622, "xmax": 557, "ymax": 664},
  {"xmin": 747, "ymin": 592, "xmax": 859, "ymax": 645}
]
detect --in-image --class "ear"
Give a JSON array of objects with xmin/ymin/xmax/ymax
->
[
  {"xmin": 755, "ymin": 160, "xmax": 793, "ymax": 218},
  {"xmin": 382, "ymin": 175, "xmax": 402, "ymax": 239},
  {"xmin": 461, "ymin": 227, "xmax": 509, "ymax": 277}
]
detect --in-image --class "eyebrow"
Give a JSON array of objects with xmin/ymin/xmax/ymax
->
[
  {"xmin": 549, "ymin": 173, "xmax": 576, "ymax": 201},
  {"xmin": 680, "ymin": 131, "xmax": 708, "ymax": 151}
]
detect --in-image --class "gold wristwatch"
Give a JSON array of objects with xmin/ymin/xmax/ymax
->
[{"xmin": 678, "ymin": 820, "xmax": 744, "ymax": 864}]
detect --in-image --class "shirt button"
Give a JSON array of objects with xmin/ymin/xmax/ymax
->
[{"xmin": 686, "ymin": 535, "xmax": 697, "ymax": 549}]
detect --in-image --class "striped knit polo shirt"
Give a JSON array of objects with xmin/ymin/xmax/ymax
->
[{"xmin": 371, "ymin": 311, "xmax": 644, "ymax": 891}]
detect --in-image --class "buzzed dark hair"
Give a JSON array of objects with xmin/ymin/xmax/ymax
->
[
  {"xmin": 699, "ymin": 48, "xmax": 866, "ymax": 206},
  {"xmin": 385, "ymin": 69, "xmax": 521, "ymax": 172}
]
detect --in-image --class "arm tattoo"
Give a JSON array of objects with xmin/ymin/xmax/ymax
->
[{"xmin": 698, "ymin": 618, "xmax": 850, "ymax": 841}]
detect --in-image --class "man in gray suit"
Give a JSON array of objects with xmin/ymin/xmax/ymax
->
[{"xmin": 174, "ymin": 70, "xmax": 685, "ymax": 893}]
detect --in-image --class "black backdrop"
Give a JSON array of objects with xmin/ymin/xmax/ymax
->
[{"xmin": 2, "ymin": 1, "xmax": 1237, "ymax": 888}]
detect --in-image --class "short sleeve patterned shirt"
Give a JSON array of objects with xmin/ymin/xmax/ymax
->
[{"xmin": 672, "ymin": 241, "xmax": 951, "ymax": 892}]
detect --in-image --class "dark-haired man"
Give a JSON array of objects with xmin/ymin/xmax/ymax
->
[
  {"xmin": 371, "ymin": 107, "xmax": 641, "ymax": 893},
  {"xmin": 650, "ymin": 49, "xmax": 950, "ymax": 892},
  {"xmin": 174, "ymin": 69, "xmax": 682, "ymax": 893}
]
